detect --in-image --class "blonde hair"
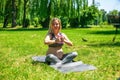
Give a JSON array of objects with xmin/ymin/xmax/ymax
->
[{"xmin": 47, "ymin": 18, "xmax": 62, "ymax": 34}]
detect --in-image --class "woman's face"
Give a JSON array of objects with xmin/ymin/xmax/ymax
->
[{"xmin": 52, "ymin": 20, "xmax": 60, "ymax": 33}]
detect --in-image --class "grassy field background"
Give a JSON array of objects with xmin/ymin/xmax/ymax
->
[{"xmin": 0, "ymin": 26, "xmax": 120, "ymax": 80}]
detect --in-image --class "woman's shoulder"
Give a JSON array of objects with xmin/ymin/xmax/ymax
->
[
  {"xmin": 45, "ymin": 33, "xmax": 53, "ymax": 38},
  {"xmin": 59, "ymin": 32, "xmax": 64, "ymax": 35},
  {"xmin": 46, "ymin": 33, "xmax": 53, "ymax": 36},
  {"xmin": 59, "ymin": 32, "xmax": 66, "ymax": 36}
]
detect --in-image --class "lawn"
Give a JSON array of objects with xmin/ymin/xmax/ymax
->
[{"xmin": 0, "ymin": 26, "xmax": 120, "ymax": 80}]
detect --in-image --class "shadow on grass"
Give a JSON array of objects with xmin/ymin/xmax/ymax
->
[
  {"xmin": 89, "ymin": 30, "xmax": 120, "ymax": 35},
  {"xmin": 0, "ymin": 28, "xmax": 48, "ymax": 31},
  {"xmin": 31, "ymin": 60, "xmax": 48, "ymax": 66},
  {"xmin": 87, "ymin": 41, "xmax": 120, "ymax": 47},
  {"xmin": 0, "ymin": 27, "xmax": 92, "ymax": 32}
]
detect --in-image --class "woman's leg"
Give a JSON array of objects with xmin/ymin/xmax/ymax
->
[
  {"xmin": 45, "ymin": 54, "xmax": 61, "ymax": 65},
  {"xmin": 62, "ymin": 52, "xmax": 78, "ymax": 64}
]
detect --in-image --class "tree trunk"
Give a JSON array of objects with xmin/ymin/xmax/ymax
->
[
  {"xmin": 3, "ymin": 0, "xmax": 11, "ymax": 28},
  {"xmin": 3, "ymin": 14, "xmax": 9, "ymax": 28},
  {"xmin": 11, "ymin": 0, "xmax": 17, "ymax": 28},
  {"xmin": 23, "ymin": 0, "xmax": 26, "ymax": 28},
  {"xmin": 23, "ymin": 0, "xmax": 29, "ymax": 28}
]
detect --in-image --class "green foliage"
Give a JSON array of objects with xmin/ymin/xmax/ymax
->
[
  {"xmin": 1, "ymin": 0, "xmax": 100, "ymax": 28},
  {"xmin": 39, "ymin": 17, "xmax": 50, "ymax": 28},
  {"xmin": 60, "ymin": 17, "xmax": 69, "ymax": 28},
  {"xmin": 24, "ymin": 18, "xmax": 30, "ymax": 27},
  {"xmin": 2, "ymin": 0, "xmax": 120, "ymax": 28},
  {"xmin": 39, "ymin": 0, "xmax": 49, "ymax": 18},
  {"xmin": 108, "ymin": 10, "xmax": 119, "ymax": 16},
  {"xmin": 69, "ymin": 18, "xmax": 79, "ymax": 28},
  {"xmin": 0, "ymin": 27, "xmax": 120, "ymax": 80},
  {"xmin": 33, "ymin": 17, "xmax": 39, "ymax": 27},
  {"xmin": 80, "ymin": 5, "xmax": 99, "ymax": 27}
]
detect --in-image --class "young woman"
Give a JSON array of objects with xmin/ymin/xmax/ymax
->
[{"xmin": 44, "ymin": 18, "xmax": 78, "ymax": 65}]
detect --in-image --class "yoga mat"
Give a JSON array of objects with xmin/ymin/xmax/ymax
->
[{"xmin": 32, "ymin": 56, "xmax": 97, "ymax": 73}]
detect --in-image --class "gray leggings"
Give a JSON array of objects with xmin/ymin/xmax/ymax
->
[{"xmin": 45, "ymin": 52, "xmax": 78, "ymax": 65}]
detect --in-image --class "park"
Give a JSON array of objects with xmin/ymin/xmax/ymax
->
[{"xmin": 0, "ymin": 0, "xmax": 120, "ymax": 80}]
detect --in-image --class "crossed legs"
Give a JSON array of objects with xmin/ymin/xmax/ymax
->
[{"xmin": 45, "ymin": 52, "xmax": 78, "ymax": 65}]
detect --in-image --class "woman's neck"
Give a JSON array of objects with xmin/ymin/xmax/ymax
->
[{"xmin": 53, "ymin": 31, "xmax": 59, "ymax": 36}]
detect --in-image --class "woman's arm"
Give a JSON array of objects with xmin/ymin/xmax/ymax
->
[
  {"xmin": 62, "ymin": 33, "xmax": 73, "ymax": 46},
  {"xmin": 44, "ymin": 34, "xmax": 56, "ymax": 45}
]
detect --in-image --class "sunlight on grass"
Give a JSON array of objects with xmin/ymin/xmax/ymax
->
[{"xmin": 0, "ymin": 26, "xmax": 120, "ymax": 80}]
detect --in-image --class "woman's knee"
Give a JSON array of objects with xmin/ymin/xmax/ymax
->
[
  {"xmin": 71, "ymin": 51, "xmax": 78, "ymax": 56},
  {"xmin": 47, "ymin": 54, "xmax": 55, "ymax": 58}
]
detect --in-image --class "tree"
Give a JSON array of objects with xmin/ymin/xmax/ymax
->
[
  {"xmin": 23, "ymin": 0, "xmax": 29, "ymax": 28},
  {"xmin": 1, "ymin": 0, "xmax": 101, "ymax": 28},
  {"xmin": 17, "ymin": 0, "xmax": 23, "ymax": 26},
  {"xmin": 11, "ymin": 0, "xmax": 17, "ymax": 27},
  {"xmin": 98, "ymin": 9, "xmax": 107, "ymax": 25},
  {"xmin": 3, "ymin": 0, "xmax": 11, "ymax": 28},
  {"xmin": 39, "ymin": 0, "xmax": 50, "ymax": 28},
  {"xmin": 108, "ymin": 10, "xmax": 119, "ymax": 16},
  {"xmin": 107, "ymin": 10, "xmax": 120, "ymax": 24},
  {"xmin": 0, "ymin": 0, "xmax": 5, "ymax": 23},
  {"xmin": 80, "ymin": 5, "xmax": 99, "ymax": 27}
]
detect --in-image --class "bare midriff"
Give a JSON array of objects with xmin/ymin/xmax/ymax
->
[{"xmin": 46, "ymin": 47, "xmax": 64, "ymax": 59}]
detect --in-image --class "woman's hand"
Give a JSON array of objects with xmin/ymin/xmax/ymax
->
[
  {"xmin": 55, "ymin": 35, "xmax": 64, "ymax": 43},
  {"xmin": 62, "ymin": 33, "xmax": 73, "ymax": 46}
]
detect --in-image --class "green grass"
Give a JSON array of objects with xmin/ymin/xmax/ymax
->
[{"xmin": 0, "ymin": 26, "xmax": 120, "ymax": 80}]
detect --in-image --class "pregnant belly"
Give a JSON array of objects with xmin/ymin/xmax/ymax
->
[{"xmin": 46, "ymin": 47, "xmax": 64, "ymax": 59}]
